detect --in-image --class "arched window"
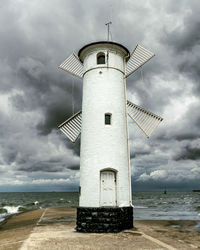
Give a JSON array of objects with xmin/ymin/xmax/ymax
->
[
  {"xmin": 97, "ymin": 52, "xmax": 105, "ymax": 64},
  {"xmin": 105, "ymin": 113, "xmax": 112, "ymax": 125}
]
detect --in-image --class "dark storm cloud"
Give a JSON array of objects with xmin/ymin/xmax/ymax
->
[
  {"xmin": 18, "ymin": 160, "xmax": 64, "ymax": 172},
  {"xmin": 157, "ymin": 102, "xmax": 200, "ymax": 143},
  {"xmin": 174, "ymin": 133, "xmax": 198, "ymax": 141},
  {"xmin": 37, "ymin": 104, "xmax": 74, "ymax": 136},
  {"xmin": 68, "ymin": 165, "xmax": 80, "ymax": 171},
  {"xmin": 157, "ymin": 128, "xmax": 200, "ymax": 143},
  {"xmin": 130, "ymin": 148, "xmax": 151, "ymax": 159},
  {"xmin": 133, "ymin": 178, "xmax": 200, "ymax": 191},
  {"xmin": 59, "ymin": 134, "xmax": 80, "ymax": 157},
  {"xmin": 0, "ymin": 0, "xmax": 84, "ymax": 141},
  {"xmin": 3, "ymin": 147, "xmax": 18, "ymax": 165},
  {"xmin": 163, "ymin": 10, "xmax": 200, "ymax": 53},
  {"xmin": 9, "ymin": 56, "xmax": 82, "ymax": 135},
  {"xmin": 174, "ymin": 145, "xmax": 200, "ymax": 161},
  {"xmin": 161, "ymin": 2, "xmax": 200, "ymax": 95},
  {"xmin": 1, "ymin": 0, "xmax": 200, "ymax": 191}
]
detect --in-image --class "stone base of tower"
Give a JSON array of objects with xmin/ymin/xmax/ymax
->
[{"xmin": 76, "ymin": 206, "xmax": 133, "ymax": 233}]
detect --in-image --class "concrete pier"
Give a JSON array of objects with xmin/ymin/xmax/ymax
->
[{"xmin": 0, "ymin": 207, "xmax": 199, "ymax": 250}]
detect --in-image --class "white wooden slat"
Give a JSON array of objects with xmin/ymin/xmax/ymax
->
[
  {"xmin": 134, "ymin": 108, "xmax": 147, "ymax": 124},
  {"xmin": 125, "ymin": 44, "xmax": 155, "ymax": 78},
  {"xmin": 60, "ymin": 128, "xmax": 70, "ymax": 138},
  {"xmin": 138, "ymin": 111, "xmax": 148, "ymax": 125},
  {"xmin": 58, "ymin": 111, "xmax": 82, "ymax": 143},
  {"xmin": 140, "ymin": 113, "xmax": 151, "ymax": 128},
  {"xmin": 60, "ymin": 57, "xmax": 83, "ymax": 76},
  {"xmin": 132, "ymin": 109, "xmax": 144, "ymax": 123},
  {"xmin": 59, "ymin": 53, "xmax": 84, "ymax": 79},
  {"xmin": 143, "ymin": 115, "xmax": 155, "ymax": 132},
  {"xmin": 145, "ymin": 118, "xmax": 158, "ymax": 135},
  {"xmin": 60, "ymin": 121, "xmax": 79, "ymax": 141},
  {"xmin": 130, "ymin": 108, "xmax": 160, "ymax": 138},
  {"xmin": 69, "ymin": 120, "xmax": 81, "ymax": 134},
  {"xmin": 127, "ymin": 100, "xmax": 163, "ymax": 138},
  {"xmin": 60, "ymin": 127, "xmax": 74, "ymax": 142},
  {"xmin": 147, "ymin": 118, "xmax": 162, "ymax": 137},
  {"xmin": 129, "ymin": 108, "xmax": 139, "ymax": 119},
  {"xmin": 61, "ymin": 121, "xmax": 79, "ymax": 141},
  {"xmin": 126, "ymin": 46, "xmax": 154, "ymax": 74},
  {"xmin": 146, "ymin": 121, "xmax": 160, "ymax": 138},
  {"xmin": 74, "ymin": 115, "xmax": 82, "ymax": 125},
  {"xmin": 73, "ymin": 115, "xmax": 82, "ymax": 126},
  {"xmin": 61, "ymin": 125, "xmax": 77, "ymax": 141},
  {"xmin": 135, "ymin": 109, "xmax": 147, "ymax": 123},
  {"xmin": 66, "ymin": 122, "xmax": 79, "ymax": 137}
]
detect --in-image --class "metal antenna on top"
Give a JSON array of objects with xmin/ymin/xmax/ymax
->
[{"xmin": 105, "ymin": 21, "xmax": 112, "ymax": 41}]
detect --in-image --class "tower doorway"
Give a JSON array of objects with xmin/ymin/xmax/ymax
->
[{"xmin": 100, "ymin": 170, "xmax": 117, "ymax": 207}]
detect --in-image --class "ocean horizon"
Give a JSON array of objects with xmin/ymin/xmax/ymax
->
[{"xmin": 0, "ymin": 191, "xmax": 200, "ymax": 223}]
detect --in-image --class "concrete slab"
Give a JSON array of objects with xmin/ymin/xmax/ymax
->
[{"xmin": 0, "ymin": 207, "xmax": 199, "ymax": 250}]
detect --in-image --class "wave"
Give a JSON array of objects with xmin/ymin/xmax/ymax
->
[
  {"xmin": 24, "ymin": 201, "xmax": 40, "ymax": 207},
  {"xmin": 134, "ymin": 206, "xmax": 148, "ymax": 209},
  {"xmin": 3, "ymin": 206, "xmax": 25, "ymax": 214},
  {"xmin": 0, "ymin": 204, "xmax": 33, "ymax": 223}
]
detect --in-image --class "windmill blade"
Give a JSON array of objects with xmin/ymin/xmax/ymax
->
[
  {"xmin": 58, "ymin": 110, "xmax": 82, "ymax": 143},
  {"xmin": 127, "ymin": 100, "xmax": 163, "ymax": 138},
  {"xmin": 125, "ymin": 45, "xmax": 155, "ymax": 78},
  {"xmin": 59, "ymin": 53, "xmax": 84, "ymax": 79}
]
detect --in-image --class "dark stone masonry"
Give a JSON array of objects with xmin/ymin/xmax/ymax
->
[{"xmin": 76, "ymin": 206, "xmax": 133, "ymax": 233}]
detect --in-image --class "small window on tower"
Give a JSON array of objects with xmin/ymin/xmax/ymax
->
[
  {"xmin": 105, "ymin": 113, "xmax": 111, "ymax": 125},
  {"xmin": 97, "ymin": 52, "xmax": 105, "ymax": 64}
]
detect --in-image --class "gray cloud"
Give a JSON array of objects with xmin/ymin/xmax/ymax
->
[
  {"xmin": 68, "ymin": 165, "xmax": 80, "ymax": 171},
  {"xmin": 174, "ymin": 144, "xmax": 200, "ymax": 161},
  {"xmin": 18, "ymin": 160, "xmax": 64, "ymax": 172},
  {"xmin": 0, "ymin": 0, "xmax": 200, "ymax": 191}
]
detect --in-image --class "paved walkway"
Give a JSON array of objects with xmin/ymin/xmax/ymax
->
[{"xmin": 0, "ymin": 207, "xmax": 199, "ymax": 250}]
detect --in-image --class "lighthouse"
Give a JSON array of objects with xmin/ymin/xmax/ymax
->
[{"xmin": 58, "ymin": 41, "xmax": 163, "ymax": 233}]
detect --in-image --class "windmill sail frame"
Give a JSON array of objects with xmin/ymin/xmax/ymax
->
[
  {"xmin": 125, "ymin": 44, "xmax": 155, "ymax": 78},
  {"xmin": 127, "ymin": 100, "xmax": 163, "ymax": 138},
  {"xmin": 58, "ymin": 110, "xmax": 82, "ymax": 143},
  {"xmin": 59, "ymin": 101, "xmax": 163, "ymax": 142},
  {"xmin": 59, "ymin": 53, "xmax": 84, "ymax": 79}
]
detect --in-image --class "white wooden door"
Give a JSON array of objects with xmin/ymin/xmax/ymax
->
[{"xmin": 100, "ymin": 171, "xmax": 116, "ymax": 206}]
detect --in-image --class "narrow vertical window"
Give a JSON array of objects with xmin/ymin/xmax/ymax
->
[
  {"xmin": 97, "ymin": 52, "xmax": 105, "ymax": 64},
  {"xmin": 105, "ymin": 113, "xmax": 111, "ymax": 125}
]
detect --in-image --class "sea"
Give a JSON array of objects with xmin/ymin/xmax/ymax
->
[{"xmin": 0, "ymin": 191, "xmax": 200, "ymax": 224}]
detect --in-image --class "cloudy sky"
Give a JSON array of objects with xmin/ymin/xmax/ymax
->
[{"xmin": 0, "ymin": 0, "xmax": 200, "ymax": 192}]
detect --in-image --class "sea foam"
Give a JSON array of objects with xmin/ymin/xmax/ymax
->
[{"xmin": 3, "ymin": 206, "xmax": 22, "ymax": 214}]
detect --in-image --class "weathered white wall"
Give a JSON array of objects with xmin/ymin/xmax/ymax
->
[{"xmin": 79, "ymin": 44, "xmax": 131, "ymax": 207}]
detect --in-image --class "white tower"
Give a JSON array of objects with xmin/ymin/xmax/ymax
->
[{"xmin": 58, "ymin": 41, "xmax": 163, "ymax": 233}]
